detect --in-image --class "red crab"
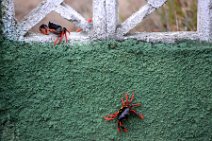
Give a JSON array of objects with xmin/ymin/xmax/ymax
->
[
  {"xmin": 104, "ymin": 92, "xmax": 144, "ymax": 132},
  {"xmin": 39, "ymin": 18, "xmax": 92, "ymax": 46},
  {"xmin": 39, "ymin": 22, "xmax": 70, "ymax": 46}
]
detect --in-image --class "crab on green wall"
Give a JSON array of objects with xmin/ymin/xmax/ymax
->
[{"xmin": 0, "ymin": 39, "xmax": 212, "ymax": 141}]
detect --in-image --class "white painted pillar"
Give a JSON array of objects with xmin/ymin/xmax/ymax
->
[
  {"xmin": 1, "ymin": 0, "xmax": 17, "ymax": 40},
  {"xmin": 93, "ymin": 0, "xmax": 107, "ymax": 38},
  {"xmin": 197, "ymin": 0, "xmax": 212, "ymax": 41},
  {"xmin": 106, "ymin": 0, "xmax": 119, "ymax": 36}
]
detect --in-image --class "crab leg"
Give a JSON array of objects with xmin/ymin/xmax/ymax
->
[
  {"xmin": 66, "ymin": 30, "xmax": 70, "ymax": 43},
  {"xmin": 65, "ymin": 32, "xmax": 68, "ymax": 43},
  {"xmin": 59, "ymin": 32, "xmax": 64, "ymax": 44},
  {"xmin": 104, "ymin": 111, "xmax": 119, "ymax": 121},
  {"xmin": 121, "ymin": 98, "xmax": 125, "ymax": 106},
  {"xmin": 129, "ymin": 92, "xmax": 134, "ymax": 103},
  {"xmin": 130, "ymin": 109, "xmax": 144, "ymax": 120},
  {"xmin": 118, "ymin": 121, "xmax": 128, "ymax": 132},
  {"xmin": 131, "ymin": 103, "xmax": 141, "ymax": 108},
  {"xmin": 54, "ymin": 37, "xmax": 60, "ymax": 46},
  {"xmin": 54, "ymin": 32, "xmax": 63, "ymax": 46},
  {"xmin": 125, "ymin": 93, "xmax": 129, "ymax": 103}
]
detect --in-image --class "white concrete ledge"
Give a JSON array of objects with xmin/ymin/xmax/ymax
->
[
  {"xmin": 120, "ymin": 32, "xmax": 199, "ymax": 43},
  {"xmin": 21, "ymin": 32, "xmax": 90, "ymax": 43},
  {"xmin": 21, "ymin": 32, "xmax": 200, "ymax": 44}
]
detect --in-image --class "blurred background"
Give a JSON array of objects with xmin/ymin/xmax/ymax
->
[{"xmin": 14, "ymin": 0, "xmax": 197, "ymax": 33}]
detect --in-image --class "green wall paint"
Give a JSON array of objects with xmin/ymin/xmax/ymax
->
[{"xmin": 0, "ymin": 40, "xmax": 212, "ymax": 141}]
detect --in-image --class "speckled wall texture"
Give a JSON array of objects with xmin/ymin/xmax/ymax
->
[{"xmin": 0, "ymin": 40, "xmax": 212, "ymax": 141}]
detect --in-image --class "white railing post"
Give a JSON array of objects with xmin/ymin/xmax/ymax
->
[
  {"xmin": 93, "ymin": 0, "xmax": 119, "ymax": 38},
  {"xmin": 197, "ymin": 0, "xmax": 212, "ymax": 41},
  {"xmin": 106, "ymin": 0, "xmax": 119, "ymax": 36},
  {"xmin": 93, "ymin": 0, "xmax": 107, "ymax": 38},
  {"xmin": 1, "ymin": 0, "xmax": 17, "ymax": 40}
]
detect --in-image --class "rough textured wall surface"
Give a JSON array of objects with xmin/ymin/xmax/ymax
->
[{"xmin": 0, "ymin": 39, "xmax": 212, "ymax": 141}]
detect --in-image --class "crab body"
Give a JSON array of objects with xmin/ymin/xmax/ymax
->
[
  {"xmin": 104, "ymin": 92, "xmax": 144, "ymax": 132},
  {"xmin": 117, "ymin": 106, "xmax": 130, "ymax": 121},
  {"xmin": 48, "ymin": 22, "xmax": 64, "ymax": 35},
  {"xmin": 39, "ymin": 22, "xmax": 70, "ymax": 45}
]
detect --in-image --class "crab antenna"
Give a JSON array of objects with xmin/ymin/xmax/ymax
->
[{"xmin": 104, "ymin": 112, "xmax": 119, "ymax": 121}]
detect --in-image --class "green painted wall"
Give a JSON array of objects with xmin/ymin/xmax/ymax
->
[{"xmin": 0, "ymin": 39, "xmax": 212, "ymax": 141}]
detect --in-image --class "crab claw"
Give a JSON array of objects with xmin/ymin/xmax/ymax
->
[
  {"xmin": 104, "ymin": 117, "xmax": 115, "ymax": 121},
  {"xmin": 130, "ymin": 109, "xmax": 144, "ymax": 120},
  {"xmin": 76, "ymin": 28, "xmax": 83, "ymax": 32},
  {"xmin": 39, "ymin": 24, "xmax": 49, "ymax": 35},
  {"xmin": 104, "ymin": 112, "xmax": 119, "ymax": 121},
  {"xmin": 104, "ymin": 115, "xmax": 116, "ymax": 121}
]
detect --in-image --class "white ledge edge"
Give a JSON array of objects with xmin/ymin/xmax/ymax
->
[{"xmin": 20, "ymin": 32, "xmax": 200, "ymax": 44}]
